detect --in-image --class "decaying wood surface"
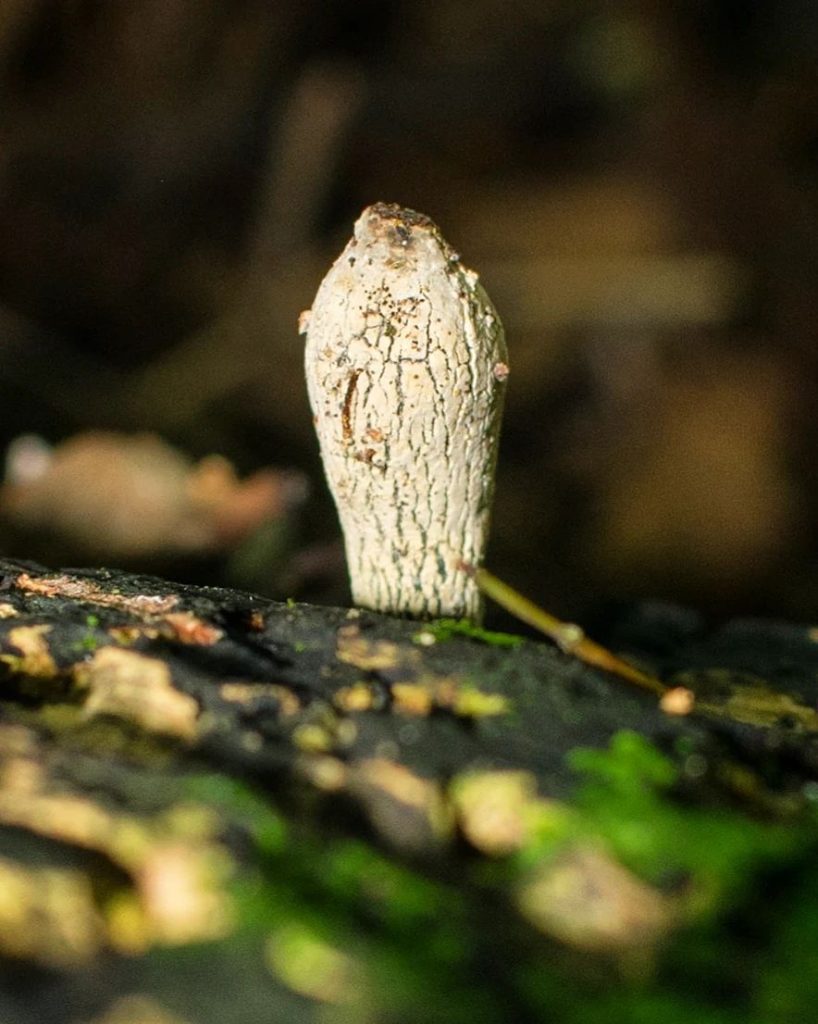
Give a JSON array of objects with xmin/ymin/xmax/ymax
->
[
  {"xmin": 1, "ymin": 558, "xmax": 818, "ymax": 1023},
  {"xmin": 303, "ymin": 203, "xmax": 508, "ymax": 621}
]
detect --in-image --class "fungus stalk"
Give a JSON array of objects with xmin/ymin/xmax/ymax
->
[{"xmin": 301, "ymin": 203, "xmax": 508, "ymax": 621}]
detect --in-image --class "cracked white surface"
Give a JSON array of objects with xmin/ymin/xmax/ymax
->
[{"xmin": 303, "ymin": 203, "xmax": 507, "ymax": 620}]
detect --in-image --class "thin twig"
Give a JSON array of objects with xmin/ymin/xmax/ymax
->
[{"xmin": 464, "ymin": 564, "xmax": 668, "ymax": 697}]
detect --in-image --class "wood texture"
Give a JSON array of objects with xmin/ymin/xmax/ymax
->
[{"xmin": 0, "ymin": 559, "xmax": 818, "ymax": 1022}]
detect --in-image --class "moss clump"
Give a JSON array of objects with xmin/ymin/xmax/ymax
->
[
  {"xmin": 567, "ymin": 732, "xmax": 806, "ymax": 896},
  {"xmin": 416, "ymin": 618, "xmax": 523, "ymax": 648},
  {"xmin": 176, "ymin": 735, "xmax": 818, "ymax": 1023}
]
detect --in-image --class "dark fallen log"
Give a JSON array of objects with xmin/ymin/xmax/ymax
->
[{"xmin": 0, "ymin": 557, "xmax": 817, "ymax": 1024}]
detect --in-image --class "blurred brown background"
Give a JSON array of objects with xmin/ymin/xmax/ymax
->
[{"xmin": 0, "ymin": 0, "xmax": 816, "ymax": 625}]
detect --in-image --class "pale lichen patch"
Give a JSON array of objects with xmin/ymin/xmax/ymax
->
[
  {"xmin": 0, "ymin": 735, "xmax": 233, "ymax": 954},
  {"xmin": 335, "ymin": 623, "xmax": 411, "ymax": 672},
  {"xmin": 134, "ymin": 839, "xmax": 234, "ymax": 947},
  {"xmin": 0, "ymin": 624, "xmax": 57, "ymax": 677},
  {"xmin": 219, "ymin": 681, "xmax": 301, "ymax": 717},
  {"xmin": 391, "ymin": 673, "xmax": 509, "ymax": 719},
  {"xmin": 0, "ymin": 857, "xmax": 104, "ymax": 966},
  {"xmin": 515, "ymin": 844, "xmax": 674, "ymax": 953},
  {"xmin": 74, "ymin": 647, "xmax": 199, "ymax": 742},
  {"xmin": 349, "ymin": 757, "xmax": 454, "ymax": 850},
  {"xmin": 292, "ymin": 722, "xmax": 334, "ymax": 753},
  {"xmin": 391, "ymin": 682, "xmax": 434, "ymax": 716},
  {"xmin": 295, "ymin": 753, "xmax": 348, "ymax": 791},
  {"xmin": 450, "ymin": 770, "xmax": 540, "ymax": 856},
  {"xmin": 333, "ymin": 681, "xmax": 377, "ymax": 712}
]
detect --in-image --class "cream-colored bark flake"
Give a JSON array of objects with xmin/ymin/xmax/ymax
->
[
  {"xmin": 0, "ymin": 624, "xmax": 57, "ymax": 677},
  {"xmin": 303, "ymin": 203, "xmax": 508, "ymax": 620},
  {"xmin": 75, "ymin": 647, "xmax": 198, "ymax": 741}
]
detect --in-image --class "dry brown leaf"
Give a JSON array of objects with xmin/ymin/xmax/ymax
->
[{"xmin": 3, "ymin": 432, "xmax": 307, "ymax": 558}]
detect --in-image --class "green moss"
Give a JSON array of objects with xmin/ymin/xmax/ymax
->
[
  {"xmin": 566, "ymin": 731, "xmax": 806, "ymax": 899},
  {"xmin": 181, "ymin": 774, "xmax": 289, "ymax": 855},
  {"xmin": 72, "ymin": 633, "xmax": 100, "ymax": 654},
  {"xmin": 177, "ymin": 773, "xmax": 496, "ymax": 1021},
  {"xmin": 416, "ymin": 618, "xmax": 523, "ymax": 648},
  {"xmin": 161, "ymin": 740, "xmax": 818, "ymax": 1023}
]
